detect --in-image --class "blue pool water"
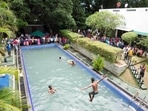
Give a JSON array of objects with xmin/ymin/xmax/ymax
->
[{"xmin": 21, "ymin": 44, "xmax": 143, "ymax": 111}]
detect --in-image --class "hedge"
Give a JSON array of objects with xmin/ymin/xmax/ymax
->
[{"xmin": 60, "ymin": 30, "xmax": 123, "ymax": 63}]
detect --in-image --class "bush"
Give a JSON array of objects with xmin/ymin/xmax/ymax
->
[
  {"xmin": 92, "ymin": 55, "xmax": 104, "ymax": 71},
  {"xmin": 60, "ymin": 30, "xmax": 123, "ymax": 63},
  {"xmin": 121, "ymin": 32, "xmax": 138, "ymax": 45},
  {"xmin": 63, "ymin": 44, "xmax": 70, "ymax": 50}
]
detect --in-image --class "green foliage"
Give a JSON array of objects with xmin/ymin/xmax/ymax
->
[
  {"xmin": 0, "ymin": 66, "xmax": 19, "ymax": 81},
  {"xmin": 63, "ymin": 44, "xmax": 70, "ymax": 50},
  {"xmin": 0, "ymin": 88, "xmax": 23, "ymax": 111},
  {"xmin": 121, "ymin": 32, "xmax": 138, "ymax": 45},
  {"xmin": 0, "ymin": 1, "xmax": 17, "ymax": 38},
  {"xmin": 92, "ymin": 55, "xmax": 104, "ymax": 71},
  {"xmin": 77, "ymin": 38, "xmax": 122, "ymax": 62},
  {"xmin": 6, "ymin": 0, "xmax": 77, "ymax": 32},
  {"xmin": 60, "ymin": 29, "xmax": 83, "ymax": 41},
  {"xmin": 72, "ymin": 0, "xmax": 86, "ymax": 29},
  {"xmin": 50, "ymin": 9, "xmax": 76, "ymax": 29},
  {"xmin": 137, "ymin": 37, "xmax": 148, "ymax": 49},
  {"xmin": 122, "ymin": 0, "xmax": 148, "ymax": 8},
  {"xmin": 85, "ymin": 11, "xmax": 125, "ymax": 35},
  {"xmin": 16, "ymin": 19, "xmax": 28, "ymax": 29},
  {"xmin": 60, "ymin": 30, "xmax": 123, "ymax": 62}
]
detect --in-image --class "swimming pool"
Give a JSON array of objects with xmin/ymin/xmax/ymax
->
[{"xmin": 21, "ymin": 44, "xmax": 144, "ymax": 111}]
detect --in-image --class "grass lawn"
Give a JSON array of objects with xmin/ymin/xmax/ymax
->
[{"xmin": 119, "ymin": 56, "xmax": 148, "ymax": 89}]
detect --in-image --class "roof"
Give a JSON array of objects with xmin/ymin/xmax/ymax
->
[
  {"xmin": 133, "ymin": 31, "xmax": 148, "ymax": 36},
  {"xmin": 116, "ymin": 26, "xmax": 133, "ymax": 32}
]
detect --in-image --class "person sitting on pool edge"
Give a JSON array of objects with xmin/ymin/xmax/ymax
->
[
  {"xmin": 68, "ymin": 59, "xmax": 75, "ymax": 65},
  {"xmin": 80, "ymin": 75, "xmax": 107, "ymax": 102},
  {"xmin": 48, "ymin": 85, "xmax": 56, "ymax": 94}
]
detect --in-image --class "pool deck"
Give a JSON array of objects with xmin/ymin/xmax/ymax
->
[{"xmin": 1, "ymin": 45, "xmax": 148, "ymax": 110}]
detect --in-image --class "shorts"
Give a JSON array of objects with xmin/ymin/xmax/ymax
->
[
  {"xmin": 90, "ymin": 91, "xmax": 98, "ymax": 96},
  {"xmin": 140, "ymin": 72, "xmax": 144, "ymax": 77}
]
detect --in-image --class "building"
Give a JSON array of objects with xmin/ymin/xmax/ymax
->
[{"xmin": 100, "ymin": 7, "xmax": 148, "ymax": 37}]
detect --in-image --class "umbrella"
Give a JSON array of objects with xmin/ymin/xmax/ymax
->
[{"xmin": 31, "ymin": 30, "xmax": 45, "ymax": 37}]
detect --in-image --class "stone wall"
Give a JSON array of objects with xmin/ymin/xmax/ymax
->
[{"xmin": 71, "ymin": 43, "xmax": 127, "ymax": 76}]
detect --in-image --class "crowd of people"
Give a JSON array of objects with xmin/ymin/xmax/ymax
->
[
  {"xmin": 2, "ymin": 29, "xmax": 147, "ymax": 87},
  {"xmin": 77, "ymin": 29, "xmax": 147, "ymax": 87},
  {"xmin": 77, "ymin": 29, "xmax": 147, "ymax": 58},
  {"xmin": 2, "ymin": 29, "xmax": 147, "ymax": 103},
  {"xmin": 2, "ymin": 32, "xmax": 70, "ymax": 60}
]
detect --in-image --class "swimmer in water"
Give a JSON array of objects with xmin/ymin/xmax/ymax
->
[
  {"xmin": 59, "ymin": 57, "xmax": 62, "ymax": 60},
  {"xmin": 48, "ymin": 85, "xmax": 56, "ymax": 94},
  {"xmin": 68, "ymin": 60, "xmax": 75, "ymax": 65}
]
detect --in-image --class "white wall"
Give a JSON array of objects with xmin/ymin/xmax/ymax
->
[{"xmin": 100, "ymin": 8, "xmax": 148, "ymax": 33}]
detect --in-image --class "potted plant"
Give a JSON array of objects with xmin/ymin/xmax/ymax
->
[{"xmin": 92, "ymin": 55, "xmax": 104, "ymax": 72}]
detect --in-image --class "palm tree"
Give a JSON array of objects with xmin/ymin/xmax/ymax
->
[
  {"xmin": 0, "ymin": 88, "xmax": 22, "ymax": 111},
  {"xmin": 0, "ymin": 1, "xmax": 18, "ymax": 62},
  {"xmin": 0, "ymin": 67, "xmax": 29, "ymax": 111},
  {"xmin": 0, "ymin": 1, "xmax": 28, "ymax": 111},
  {"xmin": 0, "ymin": 67, "xmax": 20, "ymax": 111},
  {"xmin": 0, "ymin": 66, "xmax": 19, "ymax": 81},
  {"xmin": 0, "ymin": 1, "xmax": 17, "ymax": 40}
]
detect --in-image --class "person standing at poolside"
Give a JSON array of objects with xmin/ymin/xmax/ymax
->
[
  {"xmin": 80, "ymin": 75, "xmax": 107, "ymax": 102},
  {"xmin": 139, "ymin": 64, "xmax": 146, "ymax": 78},
  {"xmin": 6, "ymin": 42, "xmax": 12, "ymax": 57},
  {"xmin": 48, "ymin": 85, "xmax": 56, "ymax": 94}
]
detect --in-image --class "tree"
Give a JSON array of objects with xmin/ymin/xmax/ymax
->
[
  {"xmin": 0, "ymin": 1, "xmax": 17, "ymax": 39},
  {"xmin": 16, "ymin": 0, "xmax": 76, "ymax": 32},
  {"xmin": 103, "ymin": 0, "xmax": 117, "ymax": 8},
  {"xmin": 72, "ymin": 0, "xmax": 86, "ymax": 29},
  {"xmin": 80, "ymin": 0, "xmax": 118, "ymax": 14},
  {"xmin": 121, "ymin": 32, "xmax": 138, "ymax": 45},
  {"xmin": 0, "ymin": 88, "xmax": 22, "ymax": 111},
  {"xmin": 0, "ymin": 66, "xmax": 19, "ymax": 80},
  {"xmin": 4, "ymin": 0, "xmax": 79, "ymax": 33},
  {"xmin": 120, "ymin": 0, "xmax": 148, "ymax": 8},
  {"xmin": 85, "ymin": 11, "xmax": 125, "ymax": 36},
  {"xmin": 137, "ymin": 37, "xmax": 148, "ymax": 51},
  {"xmin": 0, "ymin": 67, "xmax": 20, "ymax": 111},
  {"xmin": 0, "ymin": 67, "xmax": 29, "ymax": 111},
  {"xmin": 47, "ymin": 0, "xmax": 76, "ymax": 32}
]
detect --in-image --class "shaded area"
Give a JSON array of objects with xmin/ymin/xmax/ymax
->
[{"xmin": 31, "ymin": 30, "xmax": 45, "ymax": 37}]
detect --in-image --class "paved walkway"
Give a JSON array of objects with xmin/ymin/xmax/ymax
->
[{"xmin": 1, "ymin": 50, "xmax": 15, "ymax": 66}]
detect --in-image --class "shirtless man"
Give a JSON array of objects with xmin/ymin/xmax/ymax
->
[
  {"xmin": 81, "ymin": 75, "xmax": 107, "ymax": 102},
  {"xmin": 68, "ymin": 60, "xmax": 75, "ymax": 66},
  {"xmin": 48, "ymin": 85, "xmax": 56, "ymax": 94}
]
